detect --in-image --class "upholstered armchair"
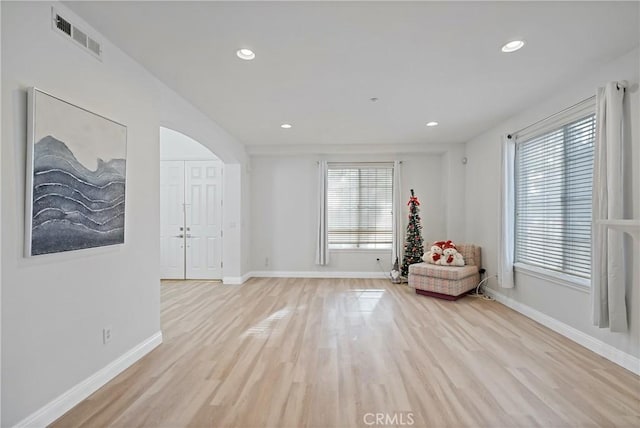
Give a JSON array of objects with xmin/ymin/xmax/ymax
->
[{"xmin": 408, "ymin": 244, "xmax": 482, "ymax": 300}]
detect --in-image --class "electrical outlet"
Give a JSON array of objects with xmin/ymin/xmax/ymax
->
[{"xmin": 103, "ymin": 326, "xmax": 112, "ymax": 344}]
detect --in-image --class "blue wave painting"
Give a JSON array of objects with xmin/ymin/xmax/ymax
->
[{"xmin": 30, "ymin": 135, "xmax": 126, "ymax": 255}]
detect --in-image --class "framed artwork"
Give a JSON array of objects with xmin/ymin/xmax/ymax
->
[{"xmin": 25, "ymin": 87, "xmax": 127, "ymax": 256}]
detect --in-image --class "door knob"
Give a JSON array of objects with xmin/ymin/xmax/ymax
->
[{"xmin": 174, "ymin": 234, "xmax": 185, "ymax": 238}]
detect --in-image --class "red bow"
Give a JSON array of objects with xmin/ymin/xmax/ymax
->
[{"xmin": 407, "ymin": 196, "xmax": 420, "ymax": 206}]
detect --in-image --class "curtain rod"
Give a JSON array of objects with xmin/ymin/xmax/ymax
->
[
  {"xmin": 507, "ymin": 80, "xmax": 627, "ymax": 140},
  {"xmin": 507, "ymin": 95, "xmax": 595, "ymax": 140}
]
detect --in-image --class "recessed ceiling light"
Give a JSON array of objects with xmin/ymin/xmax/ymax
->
[
  {"xmin": 501, "ymin": 40, "xmax": 525, "ymax": 53},
  {"xmin": 236, "ymin": 48, "xmax": 255, "ymax": 60},
  {"xmin": 426, "ymin": 121, "xmax": 439, "ymax": 127},
  {"xmin": 281, "ymin": 123, "xmax": 292, "ymax": 129}
]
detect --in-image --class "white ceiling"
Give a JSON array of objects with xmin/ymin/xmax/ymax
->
[{"xmin": 66, "ymin": 1, "xmax": 639, "ymax": 147}]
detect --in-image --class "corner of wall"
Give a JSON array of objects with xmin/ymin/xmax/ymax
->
[{"xmin": 443, "ymin": 144, "xmax": 467, "ymax": 242}]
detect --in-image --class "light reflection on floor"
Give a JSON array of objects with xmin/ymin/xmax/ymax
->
[
  {"xmin": 240, "ymin": 288, "xmax": 387, "ymax": 339},
  {"xmin": 241, "ymin": 307, "xmax": 292, "ymax": 339},
  {"xmin": 345, "ymin": 288, "xmax": 386, "ymax": 313}
]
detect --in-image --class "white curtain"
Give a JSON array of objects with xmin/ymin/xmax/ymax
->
[
  {"xmin": 315, "ymin": 160, "xmax": 329, "ymax": 265},
  {"xmin": 498, "ymin": 135, "xmax": 515, "ymax": 288},
  {"xmin": 592, "ymin": 82, "xmax": 627, "ymax": 332},
  {"xmin": 391, "ymin": 161, "xmax": 403, "ymax": 264}
]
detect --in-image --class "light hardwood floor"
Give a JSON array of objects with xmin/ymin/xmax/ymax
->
[{"xmin": 52, "ymin": 278, "xmax": 640, "ymax": 428}]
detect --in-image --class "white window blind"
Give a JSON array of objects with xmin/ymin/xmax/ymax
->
[
  {"xmin": 327, "ymin": 163, "xmax": 393, "ymax": 249},
  {"xmin": 515, "ymin": 114, "xmax": 595, "ymax": 279}
]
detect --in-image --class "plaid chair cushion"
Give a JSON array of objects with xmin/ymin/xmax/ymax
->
[
  {"xmin": 409, "ymin": 274, "xmax": 479, "ymax": 297},
  {"xmin": 409, "ymin": 263, "xmax": 478, "ymax": 280},
  {"xmin": 458, "ymin": 244, "xmax": 481, "ymax": 268}
]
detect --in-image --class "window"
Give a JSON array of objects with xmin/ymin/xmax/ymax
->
[
  {"xmin": 515, "ymin": 114, "xmax": 595, "ymax": 279},
  {"xmin": 327, "ymin": 163, "xmax": 393, "ymax": 249}
]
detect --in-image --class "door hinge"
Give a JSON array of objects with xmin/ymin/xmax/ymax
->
[
  {"xmin": 221, "ymin": 261, "xmax": 223, "ymax": 268},
  {"xmin": 221, "ymin": 230, "xmax": 223, "ymax": 237}
]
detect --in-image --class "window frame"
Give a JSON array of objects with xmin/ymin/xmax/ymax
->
[
  {"xmin": 326, "ymin": 162, "xmax": 394, "ymax": 251},
  {"xmin": 512, "ymin": 106, "xmax": 595, "ymax": 289}
]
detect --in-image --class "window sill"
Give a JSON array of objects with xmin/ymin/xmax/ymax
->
[
  {"xmin": 329, "ymin": 248, "xmax": 392, "ymax": 254},
  {"xmin": 514, "ymin": 263, "xmax": 590, "ymax": 293}
]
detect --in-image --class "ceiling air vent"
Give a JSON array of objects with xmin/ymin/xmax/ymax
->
[
  {"xmin": 51, "ymin": 8, "xmax": 102, "ymax": 60},
  {"xmin": 55, "ymin": 14, "xmax": 71, "ymax": 36},
  {"xmin": 72, "ymin": 27, "xmax": 88, "ymax": 48},
  {"xmin": 87, "ymin": 38, "xmax": 101, "ymax": 56}
]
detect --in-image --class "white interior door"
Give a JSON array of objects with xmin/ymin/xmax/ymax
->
[
  {"xmin": 160, "ymin": 161, "xmax": 185, "ymax": 279},
  {"xmin": 185, "ymin": 161, "xmax": 223, "ymax": 279}
]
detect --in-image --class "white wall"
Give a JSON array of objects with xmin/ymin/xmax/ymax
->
[
  {"xmin": 1, "ymin": 2, "xmax": 248, "ymax": 425},
  {"xmin": 159, "ymin": 127, "xmax": 219, "ymax": 161},
  {"xmin": 250, "ymin": 147, "xmax": 466, "ymax": 275},
  {"xmin": 157, "ymin": 85, "xmax": 247, "ymax": 166},
  {"xmin": 465, "ymin": 48, "xmax": 640, "ymax": 359},
  {"xmin": 241, "ymin": 163, "xmax": 252, "ymax": 277},
  {"xmin": 442, "ymin": 144, "xmax": 467, "ymax": 241}
]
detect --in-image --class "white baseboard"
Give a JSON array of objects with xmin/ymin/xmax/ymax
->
[
  {"xmin": 13, "ymin": 331, "xmax": 163, "ymax": 428},
  {"xmin": 241, "ymin": 272, "xmax": 253, "ymax": 283},
  {"xmin": 483, "ymin": 288, "xmax": 640, "ymax": 375},
  {"xmin": 249, "ymin": 270, "xmax": 388, "ymax": 279},
  {"xmin": 223, "ymin": 276, "xmax": 244, "ymax": 285},
  {"xmin": 222, "ymin": 272, "xmax": 253, "ymax": 285}
]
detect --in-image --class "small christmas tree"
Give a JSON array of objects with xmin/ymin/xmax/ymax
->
[{"xmin": 401, "ymin": 189, "xmax": 424, "ymax": 277}]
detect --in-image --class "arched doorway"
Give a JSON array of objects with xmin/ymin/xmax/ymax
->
[{"xmin": 159, "ymin": 127, "xmax": 223, "ymax": 280}]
